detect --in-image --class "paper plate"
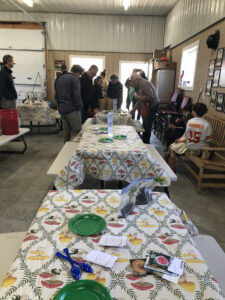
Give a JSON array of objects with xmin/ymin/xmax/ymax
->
[
  {"xmin": 69, "ymin": 214, "xmax": 106, "ymax": 236},
  {"xmin": 99, "ymin": 127, "xmax": 108, "ymax": 131},
  {"xmin": 114, "ymin": 135, "xmax": 127, "ymax": 140},
  {"xmin": 54, "ymin": 280, "xmax": 112, "ymax": 300},
  {"xmin": 99, "ymin": 138, "xmax": 113, "ymax": 143}
]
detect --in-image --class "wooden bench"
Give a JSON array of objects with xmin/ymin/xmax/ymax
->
[
  {"xmin": 0, "ymin": 128, "xmax": 30, "ymax": 154},
  {"xmin": 47, "ymin": 141, "xmax": 77, "ymax": 175},
  {"xmin": 179, "ymin": 115, "xmax": 225, "ymax": 193},
  {"xmin": 145, "ymin": 144, "xmax": 177, "ymax": 196}
]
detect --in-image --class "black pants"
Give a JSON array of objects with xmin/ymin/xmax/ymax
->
[{"xmin": 142, "ymin": 103, "xmax": 159, "ymax": 144}]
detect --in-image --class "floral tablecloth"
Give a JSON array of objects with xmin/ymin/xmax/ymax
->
[
  {"xmin": 18, "ymin": 102, "xmax": 60, "ymax": 126},
  {"xmin": 93, "ymin": 111, "xmax": 135, "ymax": 126},
  {"xmin": 55, "ymin": 125, "xmax": 169, "ymax": 190},
  {"xmin": 0, "ymin": 189, "xmax": 224, "ymax": 300}
]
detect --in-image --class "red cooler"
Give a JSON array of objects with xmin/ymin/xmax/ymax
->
[{"xmin": 1, "ymin": 109, "xmax": 19, "ymax": 135}]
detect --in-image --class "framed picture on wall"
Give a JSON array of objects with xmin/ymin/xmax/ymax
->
[
  {"xmin": 216, "ymin": 93, "xmax": 224, "ymax": 112},
  {"xmin": 213, "ymin": 69, "xmax": 220, "ymax": 87},
  {"xmin": 219, "ymin": 51, "xmax": 225, "ymax": 87},
  {"xmin": 205, "ymin": 79, "xmax": 212, "ymax": 97},
  {"xmin": 208, "ymin": 59, "xmax": 215, "ymax": 77},
  {"xmin": 54, "ymin": 60, "xmax": 66, "ymax": 69},
  {"xmin": 215, "ymin": 48, "xmax": 224, "ymax": 67},
  {"xmin": 210, "ymin": 90, "xmax": 217, "ymax": 106}
]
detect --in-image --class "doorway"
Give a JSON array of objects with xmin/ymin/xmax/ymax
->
[{"xmin": 119, "ymin": 61, "xmax": 149, "ymax": 110}]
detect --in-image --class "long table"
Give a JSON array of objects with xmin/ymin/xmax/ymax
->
[
  {"xmin": 54, "ymin": 125, "xmax": 170, "ymax": 190},
  {"xmin": 0, "ymin": 128, "xmax": 30, "ymax": 154},
  {"xmin": 17, "ymin": 101, "xmax": 60, "ymax": 126},
  {"xmin": 93, "ymin": 111, "xmax": 135, "ymax": 126},
  {"xmin": 0, "ymin": 189, "xmax": 224, "ymax": 299}
]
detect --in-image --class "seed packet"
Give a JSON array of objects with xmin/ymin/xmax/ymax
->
[
  {"xmin": 144, "ymin": 251, "xmax": 184, "ymax": 276},
  {"xmin": 130, "ymin": 259, "xmax": 149, "ymax": 276},
  {"xmin": 129, "ymin": 258, "xmax": 179, "ymax": 284}
]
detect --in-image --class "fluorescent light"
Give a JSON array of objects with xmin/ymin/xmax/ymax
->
[
  {"xmin": 21, "ymin": 0, "xmax": 33, "ymax": 7},
  {"xmin": 123, "ymin": 0, "xmax": 131, "ymax": 10}
]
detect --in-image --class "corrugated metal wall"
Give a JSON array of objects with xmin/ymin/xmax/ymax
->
[
  {"xmin": 164, "ymin": 0, "xmax": 225, "ymax": 48},
  {"xmin": 0, "ymin": 11, "xmax": 165, "ymax": 53}
]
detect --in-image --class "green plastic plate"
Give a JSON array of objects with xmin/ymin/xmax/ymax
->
[
  {"xmin": 114, "ymin": 135, "xmax": 127, "ymax": 140},
  {"xmin": 54, "ymin": 280, "xmax": 112, "ymax": 300},
  {"xmin": 99, "ymin": 138, "xmax": 113, "ymax": 143},
  {"xmin": 68, "ymin": 214, "xmax": 106, "ymax": 236},
  {"xmin": 99, "ymin": 127, "xmax": 108, "ymax": 131}
]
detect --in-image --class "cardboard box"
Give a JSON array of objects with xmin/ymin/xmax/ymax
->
[
  {"xmin": 153, "ymin": 49, "xmax": 167, "ymax": 59},
  {"xmin": 154, "ymin": 61, "xmax": 177, "ymax": 70}
]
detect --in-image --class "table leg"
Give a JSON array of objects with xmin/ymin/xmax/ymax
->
[
  {"xmin": 100, "ymin": 181, "xmax": 104, "ymax": 189},
  {"xmin": 0, "ymin": 135, "xmax": 28, "ymax": 154},
  {"xmin": 21, "ymin": 135, "xmax": 28, "ymax": 154}
]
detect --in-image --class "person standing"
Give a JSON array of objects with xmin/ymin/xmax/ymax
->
[
  {"xmin": 92, "ymin": 76, "xmax": 103, "ymax": 109},
  {"xmin": 54, "ymin": 63, "xmax": 68, "ymax": 90},
  {"xmin": 100, "ymin": 69, "xmax": 108, "ymax": 96},
  {"xmin": 55, "ymin": 64, "xmax": 83, "ymax": 143},
  {"xmin": 107, "ymin": 74, "xmax": 123, "ymax": 110},
  {"xmin": 0, "ymin": 55, "xmax": 17, "ymax": 109},
  {"xmin": 130, "ymin": 73, "xmax": 159, "ymax": 144},
  {"xmin": 80, "ymin": 64, "xmax": 98, "ymax": 122}
]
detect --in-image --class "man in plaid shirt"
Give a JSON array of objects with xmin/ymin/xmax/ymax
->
[{"xmin": 55, "ymin": 64, "xmax": 83, "ymax": 142}]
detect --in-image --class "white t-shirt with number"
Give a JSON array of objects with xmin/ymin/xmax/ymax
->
[{"xmin": 186, "ymin": 117, "xmax": 213, "ymax": 150}]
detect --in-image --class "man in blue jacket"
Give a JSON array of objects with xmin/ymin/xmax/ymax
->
[
  {"xmin": 55, "ymin": 64, "xmax": 83, "ymax": 143},
  {"xmin": 0, "ymin": 55, "xmax": 17, "ymax": 109}
]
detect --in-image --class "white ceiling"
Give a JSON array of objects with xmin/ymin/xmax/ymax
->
[{"xmin": 0, "ymin": 0, "xmax": 179, "ymax": 16}]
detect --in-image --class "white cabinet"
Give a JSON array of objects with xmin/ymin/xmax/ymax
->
[{"xmin": 155, "ymin": 69, "xmax": 175, "ymax": 103}]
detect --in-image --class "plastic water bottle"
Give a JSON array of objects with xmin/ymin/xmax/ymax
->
[{"xmin": 107, "ymin": 112, "xmax": 114, "ymax": 138}]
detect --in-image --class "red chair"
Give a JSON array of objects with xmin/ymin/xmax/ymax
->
[
  {"xmin": 160, "ymin": 88, "xmax": 181, "ymax": 111},
  {"xmin": 162, "ymin": 96, "xmax": 190, "ymax": 117}
]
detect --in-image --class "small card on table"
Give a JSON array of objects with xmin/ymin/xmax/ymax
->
[{"xmin": 85, "ymin": 250, "xmax": 118, "ymax": 268}]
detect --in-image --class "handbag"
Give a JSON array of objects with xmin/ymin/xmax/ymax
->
[{"xmin": 140, "ymin": 102, "xmax": 150, "ymax": 118}]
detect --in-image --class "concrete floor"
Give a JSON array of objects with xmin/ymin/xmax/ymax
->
[{"xmin": 0, "ymin": 130, "xmax": 224, "ymax": 251}]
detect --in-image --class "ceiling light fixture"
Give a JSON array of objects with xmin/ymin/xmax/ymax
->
[
  {"xmin": 123, "ymin": 0, "xmax": 131, "ymax": 11},
  {"xmin": 20, "ymin": 0, "xmax": 33, "ymax": 7}
]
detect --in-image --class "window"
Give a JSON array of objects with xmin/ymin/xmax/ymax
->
[
  {"xmin": 119, "ymin": 61, "xmax": 149, "ymax": 110},
  {"xmin": 179, "ymin": 40, "xmax": 199, "ymax": 91},
  {"xmin": 69, "ymin": 55, "xmax": 105, "ymax": 75}
]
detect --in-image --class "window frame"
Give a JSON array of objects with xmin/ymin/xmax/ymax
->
[{"xmin": 178, "ymin": 40, "xmax": 200, "ymax": 91}]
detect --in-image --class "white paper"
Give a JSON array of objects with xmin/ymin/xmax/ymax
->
[
  {"xmin": 162, "ymin": 273, "xmax": 179, "ymax": 284},
  {"xmin": 99, "ymin": 235, "xmax": 127, "ymax": 247},
  {"xmin": 85, "ymin": 250, "xmax": 118, "ymax": 268},
  {"xmin": 168, "ymin": 257, "xmax": 184, "ymax": 276}
]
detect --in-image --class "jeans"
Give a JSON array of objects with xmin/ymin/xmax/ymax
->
[
  {"xmin": 142, "ymin": 103, "xmax": 159, "ymax": 144},
  {"xmin": 0, "ymin": 97, "xmax": 17, "ymax": 109},
  {"xmin": 60, "ymin": 110, "xmax": 82, "ymax": 143}
]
